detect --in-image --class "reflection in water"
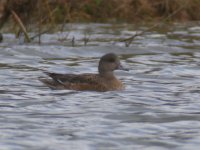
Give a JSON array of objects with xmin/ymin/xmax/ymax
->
[{"xmin": 0, "ymin": 23, "xmax": 200, "ymax": 149}]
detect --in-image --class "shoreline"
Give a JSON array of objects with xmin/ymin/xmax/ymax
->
[{"xmin": 0, "ymin": 0, "xmax": 200, "ymax": 27}]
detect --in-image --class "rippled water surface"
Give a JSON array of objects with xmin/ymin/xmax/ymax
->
[{"xmin": 1, "ymin": 23, "xmax": 200, "ymax": 150}]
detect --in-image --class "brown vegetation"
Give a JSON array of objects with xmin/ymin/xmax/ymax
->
[
  {"xmin": 0, "ymin": 0, "xmax": 36, "ymax": 28},
  {"xmin": 0, "ymin": 0, "xmax": 200, "ymax": 29},
  {"xmin": 44, "ymin": 0, "xmax": 200, "ymax": 23}
]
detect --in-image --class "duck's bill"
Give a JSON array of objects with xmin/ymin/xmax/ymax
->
[{"xmin": 118, "ymin": 64, "xmax": 129, "ymax": 71}]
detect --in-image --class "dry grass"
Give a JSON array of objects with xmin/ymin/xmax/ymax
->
[{"xmin": 0, "ymin": 0, "xmax": 200, "ymax": 29}]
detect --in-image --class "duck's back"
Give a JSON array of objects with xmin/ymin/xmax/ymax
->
[{"xmin": 40, "ymin": 72, "xmax": 124, "ymax": 92}]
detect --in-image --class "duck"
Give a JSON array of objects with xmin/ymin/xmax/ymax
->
[{"xmin": 39, "ymin": 53, "xmax": 128, "ymax": 92}]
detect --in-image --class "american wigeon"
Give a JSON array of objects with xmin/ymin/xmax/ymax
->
[{"xmin": 40, "ymin": 53, "xmax": 128, "ymax": 92}]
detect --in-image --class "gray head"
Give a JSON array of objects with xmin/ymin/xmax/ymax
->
[{"xmin": 98, "ymin": 53, "xmax": 128, "ymax": 75}]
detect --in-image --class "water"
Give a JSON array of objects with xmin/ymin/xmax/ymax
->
[{"xmin": 1, "ymin": 23, "xmax": 200, "ymax": 150}]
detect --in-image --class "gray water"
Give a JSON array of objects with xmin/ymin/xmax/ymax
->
[{"xmin": 1, "ymin": 23, "xmax": 200, "ymax": 150}]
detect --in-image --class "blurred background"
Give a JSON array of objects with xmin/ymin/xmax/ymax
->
[{"xmin": 1, "ymin": 0, "xmax": 200, "ymax": 30}]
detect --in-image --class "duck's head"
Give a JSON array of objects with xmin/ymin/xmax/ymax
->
[{"xmin": 98, "ymin": 53, "xmax": 128, "ymax": 75}]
